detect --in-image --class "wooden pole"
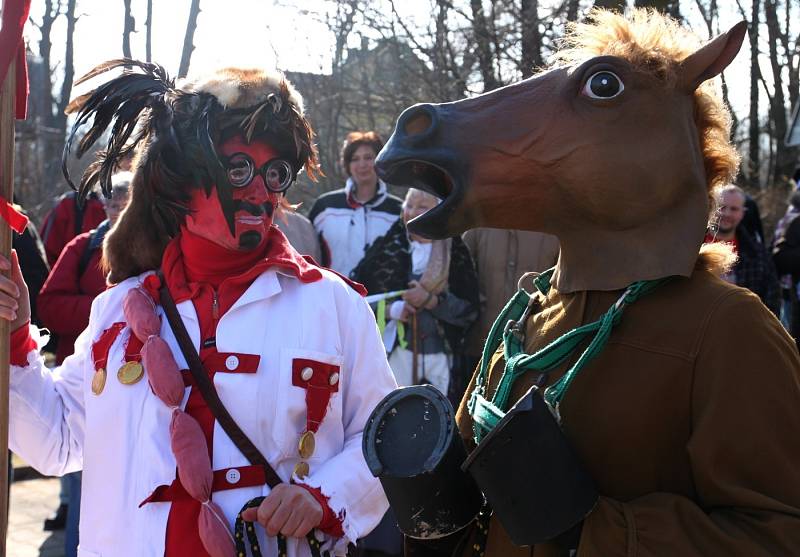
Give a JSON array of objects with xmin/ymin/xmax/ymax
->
[
  {"xmin": 0, "ymin": 55, "xmax": 16, "ymax": 557},
  {"xmin": 411, "ymin": 312, "xmax": 418, "ymax": 385}
]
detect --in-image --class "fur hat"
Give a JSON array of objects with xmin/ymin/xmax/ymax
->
[{"xmin": 63, "ymin": 59, "xmax": 320, "ymax": 284}]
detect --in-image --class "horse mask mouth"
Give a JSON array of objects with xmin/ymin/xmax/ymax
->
[
  {"xmin": 376, "ymin": 105, "xmax": 467, "ymax": 239},
  {"xmin": 376, "ymin": 159, "xmax": 463, "ymax": 237}
]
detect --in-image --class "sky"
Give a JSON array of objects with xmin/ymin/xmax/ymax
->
[{"xmin": 18, "ymin": 0, "xmax": 776, "ymax": 119}]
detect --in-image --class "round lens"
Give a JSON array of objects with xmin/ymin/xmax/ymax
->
[
  {"xmin": 264, "ymin": 160, "xmax": 294, "ymax": 192},
  {"xmin": 227, "ymin": 154, "xmax": 254, "ymax": 188}
]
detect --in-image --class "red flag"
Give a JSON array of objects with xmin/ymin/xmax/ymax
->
[{"xmin": 0, "ymin": 0, "xmax": 32, "ymax": 119}]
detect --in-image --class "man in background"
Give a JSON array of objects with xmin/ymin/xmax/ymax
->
[{"xmin": 705, "ymin": 185, "xmax": 780, "ymax": 315}]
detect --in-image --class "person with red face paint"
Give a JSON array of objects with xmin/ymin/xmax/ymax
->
[{"xmin": 0, "ymin": 62, "xmax": 396, "ymax": 557}]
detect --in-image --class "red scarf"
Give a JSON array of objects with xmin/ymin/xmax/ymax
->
[{"xmin": 160, "ymin": 225, "xmax": 326, "ymax": 314}]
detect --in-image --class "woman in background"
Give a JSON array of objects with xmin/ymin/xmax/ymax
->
[{"xmin": 309, "ymin": 131, "xmax": 401, "ymax": 277}]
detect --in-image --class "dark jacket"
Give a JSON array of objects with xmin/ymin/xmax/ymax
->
[
  {"xmin": 13, "ymin": 221, "xmax": 49, "ymax": 327},
  {"xmin": 773, "ymin": 198, "xmax": 800, "ymax": 341},
  {"xmin": 733, "ymin": 226, "xmax": 780, "ymax": 315}
]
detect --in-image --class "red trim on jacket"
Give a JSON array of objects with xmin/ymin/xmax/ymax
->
[
  {"xmin": 10, "ymin": 322, "xmax": 37, "ymax": 367},
  {"xmin": 297, "ymin": 484, "xmax": 345, "ymax": 537}
]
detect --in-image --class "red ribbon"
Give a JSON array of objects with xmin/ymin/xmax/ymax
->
[
  {"xmin": 292, "ymin": 358, "xmax": 341, "ymax": 434},
  {"xmin": 92, "ymin": 323, "xmax": 125, "ymax": 371},
  {"xmin": 0, "ymin": 196, "xmax": 28, "ymax": 234},
  {"xmin": 124, "ymin": 330, "xmax": 145, "ymax": 364}
]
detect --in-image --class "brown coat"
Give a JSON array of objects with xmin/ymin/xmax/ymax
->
[
  {"xmin": 454, "ymin": 269, "xmax": 800, "ymax": 556},
  {"xmin": 462, "ymin": 228, "xmax": 560, "ymax": 357}
]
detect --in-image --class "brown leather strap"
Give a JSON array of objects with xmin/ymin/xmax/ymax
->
[{"xmin": 158, "ymin": 276, "xmax": 283, "ymax": 488}]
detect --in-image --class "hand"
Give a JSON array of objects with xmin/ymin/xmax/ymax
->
[
  {"xmin": 402, "ymin": 280, "xmax": 432, "ymax": 309},
  {"xmin": 0, "ymin": 251, "xmax": 30, "ymax": 332},
  {"xmin": 240, "ymin": 483, "xmax": 322, "ymax": 539},
  {"xmin": 398, "ymin": 303, "xmax": 416, "ymax": 322}
]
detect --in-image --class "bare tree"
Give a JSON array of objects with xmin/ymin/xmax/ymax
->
[
  {"xmin": 764, "ymin": 0, "xmax": 799, "ymax": 186},
  {"xmin": 122, "ymin": 0, "xmax": 135, "ymax": 58},
  {"xmin": 634, "ymin": 0, "xmax": 681, "ymax": 17},
  {"xmin": 178, "ymin": 0, "xmax": 202, "ymax": 78},
  {"xmin": 16, "ymin": 0, "xmax": 79, "ymax": 221},
  {"xmin": 57, "ymin": 0, "xmax": 77, "ymax": 135},
  {"xmin": 145, "ymin": 0, "xmax": 153, "ymax": 62},
  {"xmin": 520, "ymin": 0, "xmax": 543, "ymax": 78},
  {"xmin": 470, "ymin": 0, "xmax": 500, "ymax": 91},
  {"xmin": 566, "ymin": 0, "xmax": 581, "ymax": 21},
  {"xmin": 593, "ymin": 0, "xmax": 626, "ymax": 10},
  {"xmin": 747, "ymin": 0, "xmax": 761, "ymax": 188},
  {"xmin": 32, "ymin": 0, "xmax": 78, "ymax": 181}
]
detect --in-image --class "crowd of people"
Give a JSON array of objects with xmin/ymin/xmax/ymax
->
[
  {"xmin": 6, "ymin": 124, "xmax": 559, "ymax": 557},
  {"xmin": 704, "ymin": 170, "xmax": 800, "ymax": 351},
  {"xmin": 7, "ymin": 125, "xmax": 800, "ymax": 557}
]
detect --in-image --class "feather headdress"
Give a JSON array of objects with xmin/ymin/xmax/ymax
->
[{"xmin": 63, "ymin": 59, "xmax": 320, "ymax": 283}]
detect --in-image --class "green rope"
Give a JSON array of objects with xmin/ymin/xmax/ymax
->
[
  {"xmin": 373, "ymin": 293, "xmax": 409, "ymax": 349},
  {"xmin": 396, "ymin": 321, "xmax": 408, "ymax": 350},
  {"xmin": 376, "ymin": 298, "xmax": 387, "ymax": 334},
  {"xmin": 469, "ymin": 268, "xmax": 670, "ymax": 444}
]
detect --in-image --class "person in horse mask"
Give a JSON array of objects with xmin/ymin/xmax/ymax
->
[
  {"xmin": 0, "ymin": 61, "xmax": 396, "ymax": 557},
  {"xmin": 373, "ymin": 9, "xmax": 800, "ymax": 557}
]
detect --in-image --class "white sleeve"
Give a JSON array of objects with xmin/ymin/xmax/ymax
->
[
  {"xmin": 388, "ymin": 300, "xmax": 406, "ymax": 321},
  {"xmin": 8, "ymin": 308, "xmax": 95, "ymax": 476},
  {"xmin": 299, "ymin": 289, "xmax": 397, "ymax": 554}
]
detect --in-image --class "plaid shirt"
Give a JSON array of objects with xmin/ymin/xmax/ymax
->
[{"xmin": 733, "ymin": 226, "xmax": 781, "ymax": 315}]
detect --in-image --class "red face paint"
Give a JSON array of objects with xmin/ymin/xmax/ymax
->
[{"xmin": 185, "ymin": 136, "xmax": 281, "ymax": 251}]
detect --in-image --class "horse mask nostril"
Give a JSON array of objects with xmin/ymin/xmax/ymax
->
[{"xmin": 401, "ymin": 105, "xmax": 436, "ymax": 138}]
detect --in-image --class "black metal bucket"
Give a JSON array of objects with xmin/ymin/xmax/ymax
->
[
  {"xmin": 362, "ymin": 385, "xmax": 484, "ymax": 539},
  {"xmin": 461, "ymin": 386, "xmax": 598, "ymax": 546}
]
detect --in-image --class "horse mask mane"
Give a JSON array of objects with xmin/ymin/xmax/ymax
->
[
  {"xmin": 376, "ymin": 9, "xmax": 746, "ymax": 292},
  {"xmin": 62, "ymin": 60, "xmax": 320, "ymax": 284}
]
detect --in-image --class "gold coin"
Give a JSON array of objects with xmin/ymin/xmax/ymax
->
[
  {"xmin": 298, "ymin": 430, "xmax": 316, "ymax": 460},
  {"xmin": 293, "ymin": 461, "xmax": 310, "ymax": 479},
  {"xmin": 117, "ymin": 361, "xmax": 144, "ymax": 385},
  {"xmin": 91, "ymin": 368, "xmax": 107, "ymax": 395}
]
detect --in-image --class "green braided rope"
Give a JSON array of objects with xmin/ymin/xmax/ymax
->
[
  {"xmin": 235, "ymin": 496, "xmax": 326, "ymax": 557},
  {"xmin": 469, "ymin": 268, "xmax": 670, "ymax": 443}
]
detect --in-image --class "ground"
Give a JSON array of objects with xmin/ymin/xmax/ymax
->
[{"xmin": 8, "ymin": 454, "xmax": 65, "ymax": 557}]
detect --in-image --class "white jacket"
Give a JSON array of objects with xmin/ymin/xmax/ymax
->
[
  {"xmin": 309, "ymin": 179, "xmax": 402, "ymax": 278},
  {"xmin": 10, "ymin": 267, "xmax": 396, "ymax": 557}
]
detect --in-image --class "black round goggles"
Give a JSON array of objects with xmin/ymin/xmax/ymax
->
[{"xmin": 223, "ymin": 152, "xmax": 295, "ymax": 193}]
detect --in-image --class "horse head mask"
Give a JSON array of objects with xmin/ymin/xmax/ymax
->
[{"xmin": 377, "ymin": 10, "xmax": 746, "ymax": 292}]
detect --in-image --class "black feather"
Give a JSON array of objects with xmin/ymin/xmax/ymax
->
[{"xmin": 62, "ymin": 59, "xmax": 175, "ymax": 201}]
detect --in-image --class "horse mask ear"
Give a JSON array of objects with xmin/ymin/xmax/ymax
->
[{"xmin": 679, "ymin": 21, "xmax": 748, "ymax": 92}]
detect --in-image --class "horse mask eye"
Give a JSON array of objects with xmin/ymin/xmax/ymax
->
[{"xmin": 583, "ymin": 71, "xmax": 624, "ymax": 99}]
